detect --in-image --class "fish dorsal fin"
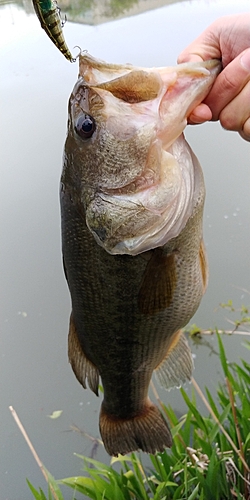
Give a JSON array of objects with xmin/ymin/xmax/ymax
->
[
  {"xmin": 138, "ymin": 248, "xmax": 176, "ymax": 315},
  {"xmin": 155, "ymin": 330, "xmax": 193, "ymax": 389},
  {"xmin": 68, "ymin": 314, "xmax": 99, "ymax": 395}
]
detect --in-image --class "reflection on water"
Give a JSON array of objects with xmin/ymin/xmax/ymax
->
[
  {"xmin": 60, "ymin": 0, "xmax": 187, "ymax": 24},
  {"xmin": 4, "ymin": 0, "xmax": 186, "ymax": 24}
]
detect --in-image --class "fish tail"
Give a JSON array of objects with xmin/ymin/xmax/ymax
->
[{"xmin": 99, "ymin": 399, "xmax": 172, "ymax": 456}]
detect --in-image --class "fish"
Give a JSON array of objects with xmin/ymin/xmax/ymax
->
[
  {"xmin": 32, "ymin": 0, "xmax": 74, "ymax": 62},
  {"xmin": 60, "ymin": 53, "xmax": 221, "ymax": 456}
]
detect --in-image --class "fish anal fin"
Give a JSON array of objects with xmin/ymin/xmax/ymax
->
[
  {"xmin": 68, "ymin": 314, "xmax": 99, "ymax": 396},
  {"xmin": 99, "ymin": 398, "xmax": 172, "ymax": 456},
  {"xmin": 138, "ymin": 248, "xmax": 177, "ymax": 315},
  {"xmin": 199, "ymin": 239, "xmax": 209, "ymax": 293},
  {"xmin": 155, "ymin": 330, "xmax": 194, "ymax": 389}
]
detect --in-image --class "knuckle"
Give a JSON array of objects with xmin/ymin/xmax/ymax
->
[
  {"xmin": 220, "ymin": 71, "xmax": 239, "ymax": 93},
  {"xmin": 219, "ymin": 108, "xmax": 237, "ymax": 131}
]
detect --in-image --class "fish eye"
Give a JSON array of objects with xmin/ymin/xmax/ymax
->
[{"xmin": 75, "ymin": 114, "xmax": 96, "ymax": 139}]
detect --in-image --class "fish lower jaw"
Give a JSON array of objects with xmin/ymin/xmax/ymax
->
[
  {"xmin": 103, "ymin": 151, "xmax": 195, "ymax": 255},
  {"xmin": 107, "ymin": 199, "xmax": 188, "ymax": 256},
  {"xmin": 89, "ymin": 172, "xmax": 194, "ymax": 256},
  {"xmin": 101, "ymin": 173, "xmax": 159, "ymax": 198}
]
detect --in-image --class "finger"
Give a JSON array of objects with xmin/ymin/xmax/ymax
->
[
  {"xmin": 187, "ymin": 103, "xmax": 212, "ymax": 125},
  {"xmin": 205, "ymin": 48, "xmax": 250, "ymax": 121},
  {"xmin": 219, "ymin": 79, "xmax": 250, "ymax": 133},
  {"xmin": 239, "ymin": 117, "xmax": 250, "ymax": 142}
]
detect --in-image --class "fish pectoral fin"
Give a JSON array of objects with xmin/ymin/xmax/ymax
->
[
  {"xmin": 68, "ymin": 314, "xmax": 99, "ymax": 396},
  {"xmin": 138, "ymin": 249, "xmax": 177, "ymax": 315},
  {"xmin": 155, "ymin": 330, "xmax": 194, "ymax": 389},
  {"xmin": 99, "ymin": 398, "xmax": 172, "ymax": 456},
  {"xmin": 199, "ymin": 239, "xmax": 209, "ymax": 293}
]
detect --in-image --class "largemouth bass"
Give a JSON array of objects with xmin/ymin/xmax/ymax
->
[{"xmin": 61, "ymin": 54, "xmax": 220, "ymax": 456}]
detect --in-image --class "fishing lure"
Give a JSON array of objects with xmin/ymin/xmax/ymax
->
[{"xmin": 32, "ymin": 0, "xmax": 75, "ymax": 62}]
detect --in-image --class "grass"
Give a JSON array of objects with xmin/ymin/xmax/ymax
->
[{"xmin": 12, "ymin": 303, "xmax": 250, "ymax": 500}]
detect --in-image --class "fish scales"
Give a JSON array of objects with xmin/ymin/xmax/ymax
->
[{"xmin": 61, "ymin": 54, "xmax": 221, "ymax": 456}]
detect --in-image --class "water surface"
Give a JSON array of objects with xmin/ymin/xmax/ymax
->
[{"xmin": 1, "ymin": 0, "xmax": 249, "ymax": 498}]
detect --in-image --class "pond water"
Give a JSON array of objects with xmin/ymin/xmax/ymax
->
[{"xmin": 0, "ymin": 0, "xmax": 249, "ymax": 498}]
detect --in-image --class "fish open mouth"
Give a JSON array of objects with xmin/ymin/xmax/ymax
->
[{"xmin": 78, "ymin": 55, "xmax": 221, "ymax": 255}]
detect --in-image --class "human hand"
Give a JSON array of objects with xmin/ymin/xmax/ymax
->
[{"xmin": 178, "ymin": 13, "xmax": 250, "ymax": 141}]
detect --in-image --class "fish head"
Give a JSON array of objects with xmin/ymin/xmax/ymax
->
[{"xmin": 63, "ymin": 53, "xmax": 221, "ymax": 255}]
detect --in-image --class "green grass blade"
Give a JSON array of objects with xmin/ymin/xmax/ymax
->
[
  {"xmin": 187, "ymin": 483, "xmax": 200, "ymax": 500},
  {"xmin": 26, "ymin": 480, "xmax": 47, "ymax": 500},
  {"xmin": 216, "ymin": 332, "xmax": 229, "ymax": 378},
  {"xmin": 180, "ymin": 388, "xmax": 208, "ymax": 436},
  {"xmin": 235, "ymin": 364, "xmax": 250, "ymax": 385},
  {"xmin": 205, "ymin": 387, "xmax": 220, "ymax": 419},
  {"xmin": 243, "ymin": 432, "xmax": 250, "ymax": 453},
  {"xmin": 153, "ymin": 481, "xmax": 177, "ymax": 500},
  {"xmin": 75, "ymin": 454, "xmax": 111, "ymax": 471},
  {"xmin": 43, "ymin": 468, "xmax": 64, "ymax": 500},
  {"xmin": 171, "ymin": 414, "xmax": 187, "ymax": 439},
  {"xmin": 127, "ymin": 454, "xmax": 148, "ymax": 500},
  {"xmin": 208, "ymin": 402, "xmax": 231, "ymax": 442},
  {"xmin": 150, "ymin": 454, "xmax": 169, "ymax": 482},
  {"xmin": 60, "ymin": 476, "xmax": 97, "ymax": 497}
]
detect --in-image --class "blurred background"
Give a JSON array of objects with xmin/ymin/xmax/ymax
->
[{"xmin": 1, "ymin": 0, "xmax": 249, "ymax": 498}]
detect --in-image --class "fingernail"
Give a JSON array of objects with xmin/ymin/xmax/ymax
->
[
  {"xmin": 240, "ymin": 50, "xmax": 250, "ymax": 71},
  {"xmin": 178, "ymin": 54, "xmax": 203, "ymax": 64},
  {"xmin": 188, "ymin": 112, "xmax": 206, "ymax": 124}
]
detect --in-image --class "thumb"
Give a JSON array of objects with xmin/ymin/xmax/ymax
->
[{"xmin": 177, "ymin": 23, "xmax": 222, "ymax": 64}]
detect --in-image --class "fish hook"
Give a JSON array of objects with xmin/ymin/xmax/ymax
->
[{"xmin": 73, "ymin": 46, "xmax": 86, "ymax": 60}]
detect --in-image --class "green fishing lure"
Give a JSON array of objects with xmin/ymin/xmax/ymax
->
[{"xmin": 32, "ymin": 0, "xmax": 75, "ymax": 62}]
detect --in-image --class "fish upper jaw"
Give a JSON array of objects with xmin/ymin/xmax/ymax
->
[
  {"xmin": 157, "ymin": 59, "xmax": 221, "ymax": 149},
  {"xmin": 79, "ymin": 54, "xmax": 220, "ymax": 151}
]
